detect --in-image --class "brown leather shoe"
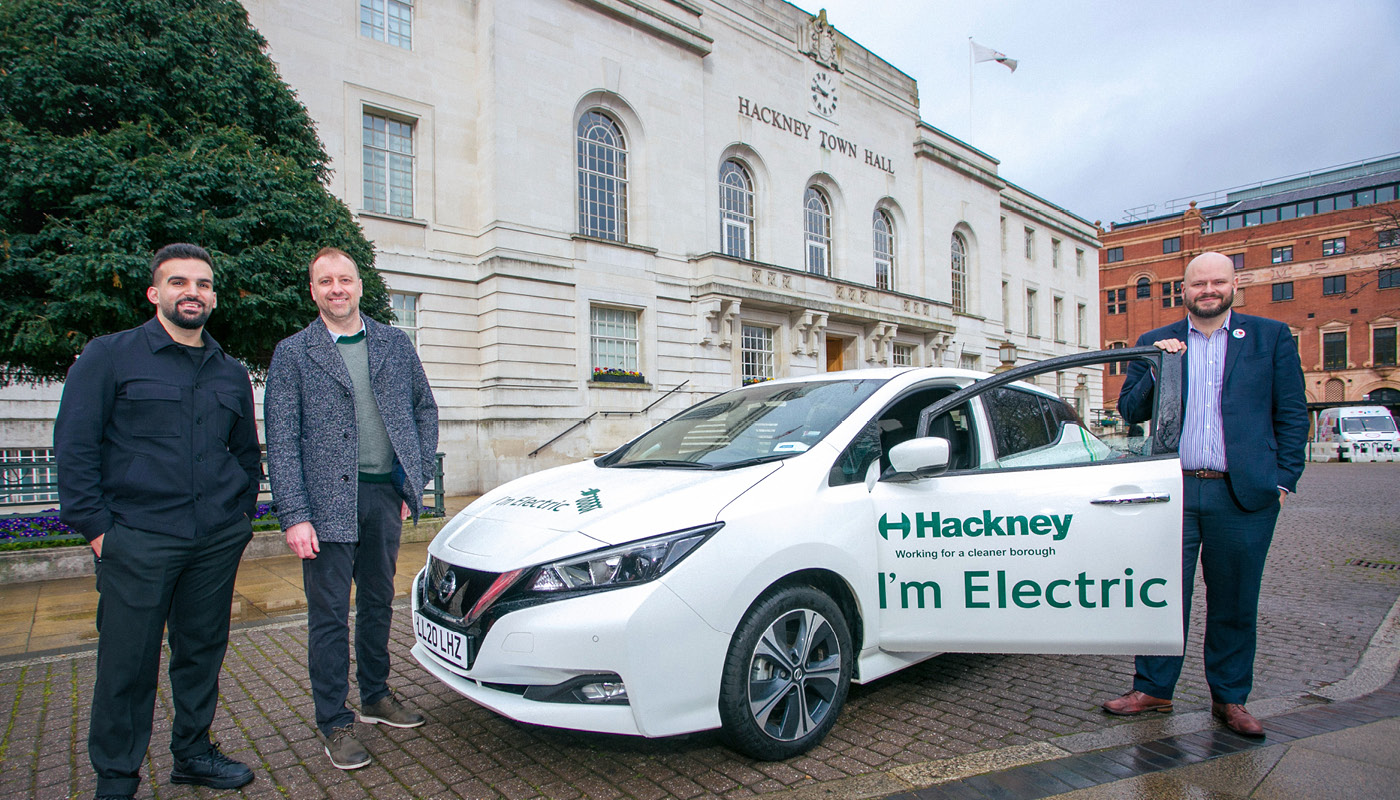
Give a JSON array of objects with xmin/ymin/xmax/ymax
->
[
  {"xmin": 1212, "ymin": 702, "xmax": 1264, "ymax": 737},
  {"xmin": 1102, "ymin": 690, "xmax": 1173, "ymax": 716}
]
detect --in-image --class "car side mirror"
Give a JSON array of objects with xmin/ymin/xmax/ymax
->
[{"xmin": 882, "ymin": 437, "xmax": 951, "ymax": 482}]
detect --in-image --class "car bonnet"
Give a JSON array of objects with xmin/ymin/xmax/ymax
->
[{"xmin": 431, "ymin": 459, "xmax": 785, "ymax": 569}]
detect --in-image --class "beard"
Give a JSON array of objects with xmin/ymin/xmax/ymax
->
[
  {"xmin": 1186, "ymin": 287, "xmax": 1234, "ymax": 319},
  {"xmin": 161, "ymin": 297, "xmax": 211, "ymax": 330}
]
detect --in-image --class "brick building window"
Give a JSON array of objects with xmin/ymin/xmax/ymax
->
[
  {"xmin": 1323, "ymin": 275, "xmax": 1346, "ymax": 296},
  {"xmin": 1272, "ymin": 282, "xmax": 1293, "ymax": 302},
  {"xmin": 1106, "ymin": 342, "xmax": 1128, "ymax": 375},
  {"xmin": 1323, "ymin": 331, "xmax": 1347, "ymax": 371},
  {"xmin": 1271, "ymin": 246, "xmax": 1293, "ymax": 264},
  {"xmin": 1162, "ymin": 237, "xmax": 1181, "ymax": 254},
  {"xmin": 1229, "ymin": 253, "xmax": 1245, "ymax": 269},
  {"xmin": 1375, "ymin": 327, "xmax": 1397, "ymax": 367},
  {"xmin": 1105, "ymin": 247, "xmax": 1123, "ymax": 263},
  {"xmin": 1380, "ymin": 229, "xmax": 1400, "ymax": 249},
  {"xmin": 1322, "ymin": 237, "xmax": 1346, "ymax": 256},
  {"xmin": 1161, "ymin": 280, "xmax": 1183, "ymax": 308},
  {"xmin": 1136, "ymin": 277, "xmax": 1151, "ymax": 299},
  {"xmin": 1380, "ymin": 267, "xmax": 1399, "ymax": 290},
  {"xmin": 1106, "ymin": 288, "xmax": 1126, "ymax": 315}
]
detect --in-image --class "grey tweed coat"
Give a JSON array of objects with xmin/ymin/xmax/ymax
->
[{"xmin": 264, "ymin": 314, "xmax": 439, "ymax": 542}]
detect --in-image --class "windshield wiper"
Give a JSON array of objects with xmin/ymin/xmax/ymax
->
[
  {"xmin": 611, "ymin": 459, "xmax": 713, "ymax": 469},
  {"xmin": 713, "ymin": 453, "xmax": 797, "ymax": 470}
]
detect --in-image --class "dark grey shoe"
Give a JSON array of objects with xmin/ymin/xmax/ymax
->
[
  {"xmin": 169, "ymin": 741, "xmax": 254, "ymax": 789},
  {"xmin": 321, "ymin": 725, "xmax": 371, "ymax": 770},
  {"xmin": 359, "ymin": 692, "xmax": 426, "ymax": 728}
]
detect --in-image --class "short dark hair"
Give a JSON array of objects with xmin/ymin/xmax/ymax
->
[
  {"xmin": 309, "ymin": 246, "xmax": 359, "ymax": 280},
  {"xmin": 150, "ymin": 243, "xmax": 213, "ymax": 284}
]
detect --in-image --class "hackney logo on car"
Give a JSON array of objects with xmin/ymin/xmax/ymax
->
[{"xmin": 878, "ymin": 510, "xmax": 1073, "ymax": 540}]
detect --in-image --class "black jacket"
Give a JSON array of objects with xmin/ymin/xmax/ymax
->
[{"xmin": 55, "ymin": 318, "xmax": 262, "ymax": 542}]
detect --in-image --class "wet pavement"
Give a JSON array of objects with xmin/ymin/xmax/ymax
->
[{"xmin": 0, "ymin": 463, "xmax": 1396, "ymax": 799}]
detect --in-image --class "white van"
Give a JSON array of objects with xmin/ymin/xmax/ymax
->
[{"xmin": 1316, "ymin": 406, "xmax": 1399, "ymax": 461}]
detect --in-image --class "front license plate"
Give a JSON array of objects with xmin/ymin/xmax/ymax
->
[{"xmin": 414, "ymin": 612, "xmax": 471, "ymax": 671}]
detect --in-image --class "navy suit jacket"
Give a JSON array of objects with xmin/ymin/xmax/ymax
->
[{"xmin": 1118, "ymin": 312, "xmax": 1308, "ymax": 511}]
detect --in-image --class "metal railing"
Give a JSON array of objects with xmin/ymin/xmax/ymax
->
[
  {"xmin": 2, "ymin": 451, "xmax": 447, "ymax": 517},
  {"xmin": 529, "ymin": 381, "xmax": 691, "ymax": 458}
]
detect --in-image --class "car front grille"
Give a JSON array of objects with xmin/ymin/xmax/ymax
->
[{"xmin": 422, "ymin": 555, "xmax": 500, "ymax": 621}]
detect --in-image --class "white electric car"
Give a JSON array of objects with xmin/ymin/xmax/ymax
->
[{"xmin": 412, "ymin": 348, "xmax": 1186, "ymax": 760}]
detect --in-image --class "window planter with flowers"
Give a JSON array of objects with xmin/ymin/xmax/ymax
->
[{"xmin": 592, "ymin": 367, "xmax": 645, "ymax": 384}]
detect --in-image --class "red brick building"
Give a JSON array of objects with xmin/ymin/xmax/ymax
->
[{"xmin": 1099, "ymin": 155, "xmax": 1400, "ymax": 417}]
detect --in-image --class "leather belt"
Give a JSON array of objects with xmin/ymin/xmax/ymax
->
[{"xmin": 1184, "ymin": 469, "xmax": 1227, "ymax": 479}]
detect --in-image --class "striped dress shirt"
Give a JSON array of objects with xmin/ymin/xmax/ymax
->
[{"xmin": 1178, "ymin": 311, "xmax": 1231, "ymax": 472}]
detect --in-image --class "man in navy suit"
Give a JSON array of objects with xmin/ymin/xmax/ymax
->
[{"xmin": 1102, "ymin": 251, "xmax": 1308, "ymax": 737}]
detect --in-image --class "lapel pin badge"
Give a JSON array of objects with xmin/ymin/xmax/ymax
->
[{"xmin": 1232, "ymin": 328, "xmax": 1246, "ymax": 339}]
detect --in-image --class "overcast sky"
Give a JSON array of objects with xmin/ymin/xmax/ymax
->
[{"xmin": 790, "ymin": 0, "xmax": 1400, "ymax": 228}]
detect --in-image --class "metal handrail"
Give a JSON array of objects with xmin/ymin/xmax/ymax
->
[{"xmin": 531, "ymin": 380, "xmax": 694, "ymax": 458}]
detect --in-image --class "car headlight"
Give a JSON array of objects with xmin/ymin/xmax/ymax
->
[{"xmin": 525, "ymin": 523, "xmax": 722, "ymax": 593}]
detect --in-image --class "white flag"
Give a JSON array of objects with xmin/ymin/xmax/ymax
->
[{"xmin": 971, "ymin": 40, "xmax": 1017, "ymax": 72}]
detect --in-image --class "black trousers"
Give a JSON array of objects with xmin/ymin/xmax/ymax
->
[
  {"xmin": 303, "ymin": 481, "xmax": 403, "ymax": 736},
  {"xmin": 89, "ymin": 516, "xmax": 252, "ymax": 797}
]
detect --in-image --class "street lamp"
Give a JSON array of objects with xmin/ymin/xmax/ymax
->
[{"xmin": 995, "ymin": 341, "xmax": 1018, "ymax": 373}]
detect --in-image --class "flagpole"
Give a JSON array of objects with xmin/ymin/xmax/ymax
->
[{"xmin": 967, "ymin": 37, "xmax": 974, "ymax": 141}]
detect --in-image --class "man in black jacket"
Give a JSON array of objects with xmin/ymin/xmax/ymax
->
[{"xmin": 55, "ymin": 244, "xmax": 262, "ymax": 800}]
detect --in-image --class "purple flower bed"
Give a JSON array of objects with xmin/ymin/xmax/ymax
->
[{"xmin": 1, "ymin": 503, "xmax": 280, "ymax": 543}]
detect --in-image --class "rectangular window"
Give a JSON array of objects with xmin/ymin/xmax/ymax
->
[
  {"xmin": 892, "ymin": 343, "xmax": 914, "ymax": 367},
  {"xmin": 1229, "ymin": 253, "xmax": 1245, "ymax": 270},
  {"xmin": 1024, "ymin": 227, "xmax": 1035, "ymax": 259},
  {"xmin": 1025, "ymin": 289, "xmax": 1038, "ymax": 336},
  {"xmin": 1379, "ymin": 267, "xmax": 1399, "ymax": 290},
  {"xmin": 1271, "ymin": 246, "xmax": 1293, "ymax": 264},
  {"xmin": 1077, "ymin": 303, "xmax": 1087, "ymax": 346},
  {"xmin": 389, "ymin": 292, "xmax": 419, "ymax": 347},
  {"xmin": 1374, "ymin": 327, "xmax": 1397, "ymax": 367},
  {"xmin": 1272, "ymin": 282, "xmax": 1294, "ymax": 302},
  {"xmin": 1334, "ymin": 193, "xmax": 1353, "ymax": 210},
  {"xmin": 1323, "ymin": 331, "xmax": 1347, "ymax": 370},
  {"xmin": 1357, "ymin": 189, "xmax": 1375, "ymax": 206},
  {"xmin": 1105, "ymin": 287, "xmax": 1126, "ymax": 315},
  {"xmin": 959, "ymin": 353, "xmax": 980, "ymax": 370},
  {"xmin": 1379, "ymin": 229, "xmax": 1400, "ymax": 249},
  {"xmin": 362, "ymin": 111, "xmax": 414, "ymax": 217},
  {"xmin": 1316, "ymin": 196, "xmax": 1335, "ymax": 214},
  {"xmin": 1323, "ymin": 275, "xmax": 1346, "ymax": 296},
  {"xmin": 590, "ymin": 306, "xmax": 640, "ymax": 374},
  {"xmin": 1244, "ymin": 211, "xmax": 1261, "ymax": 227},
  {"xmin": 1106, "ymin": 342, "xmax": 1128, "ymax": 375},
  {"xmin": 1053, "ymin": 296, "xmax": 1064, "ymax": 342},
  {"xmin": 1296, "ymin": 201, "xmax": 1314, "ymax": 218},
  {"xmin": 1261, "ymin": 207, "xmax": 1279, "ymax": 224},
  {"xmin": 740, "ymin": 324, "xmax": 774, "ymax": 385},
  {"xmin": 1136, "ymin": 279, "xmax": 1152, "ymax": 299},
  {"xmin": 1104, "ymin": 247, "xmax": 1123, "ymax": 263},
  {"xmin": 1052, "ymin": 239, "xmax": 1062, "ymax": 269},
  {"xmin": 360, "ymin": 0, "xmax": 412, "ymax": 49},
  {"xmin": 1162, "ymin": 236, "xmax": 1181, "ymax": 254},
  {"xmin": 1076, "ymin": 248, "xmax": 1085, "ymax": 277},
  {"xmin": 1279, "ymin": 204, "xmax": 1297, "ymax": 221},
  {"xmin": 1377, "ymin": 185, "xmax": 1397, "ymax": 203},
  {"xmin": 1161, "ymin": 280, "xmax": 1183, "ymax": 308},
  {"xmin": 1323, "ymin": 237, "xmax": 1346, "ymax": 256}
]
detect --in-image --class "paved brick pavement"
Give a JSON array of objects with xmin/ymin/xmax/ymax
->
[{"xmin": 1, "ymin": 463, "xmax": 1396, "ymax": 799}]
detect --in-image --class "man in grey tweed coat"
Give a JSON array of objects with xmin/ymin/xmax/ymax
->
[{"xmin": 265, "ymin": 247, "xmax": 438, "ymax": 770}]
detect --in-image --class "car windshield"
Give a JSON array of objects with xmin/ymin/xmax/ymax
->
[
  {"xmin": 1342, "ymin": 416, "xmax": 1397, "ymax": 433},
  {"xmin": 605, "ymin": 379, "xmax": 887, "ymax": 469}
]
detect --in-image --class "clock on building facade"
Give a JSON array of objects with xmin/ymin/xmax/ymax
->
[{"xmin": 810, "ymin": 70, "xmax": 838, "ymax": 119}]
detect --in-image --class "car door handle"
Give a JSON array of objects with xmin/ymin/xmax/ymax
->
[{"xmin": 1091, "ymin": 492, "xmax": 1171, "ymax": 505}]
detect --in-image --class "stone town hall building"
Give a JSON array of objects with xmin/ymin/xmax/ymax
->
[{"xmin": 1, "ymin": 1, "xmax": 1103, "ymax": 496}]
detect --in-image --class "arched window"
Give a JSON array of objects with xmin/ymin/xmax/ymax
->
[
  {"xmin": 805, "ymin": 187, "xmax": 831, "ymax": 275},
  {"xmin": 719, "ymin": 160, "xmax": 754, "ymax": 259},
  {"xmin": 951, "ymin": 233, "xmax": 968, "ymax": 313},
  {"xmin": 1136, "ymin": 276, "xmax": 1151, "ymax": 299},
  {"xmin": 577, "ymin": 111, "xmax": 628, "ymax": 241},
  {"xmin": 873, "ymin": 210, "xmax": 895, "ymax": 290}
]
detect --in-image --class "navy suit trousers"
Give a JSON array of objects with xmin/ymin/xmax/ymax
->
[{"xmin": 1133, "ymin": 475, "xmax": 1279, "ymax": 704}]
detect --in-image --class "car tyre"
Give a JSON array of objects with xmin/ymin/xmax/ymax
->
[{"xmin": 718, "ymin": 585, "xmax": 852, "ymax": 760}]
